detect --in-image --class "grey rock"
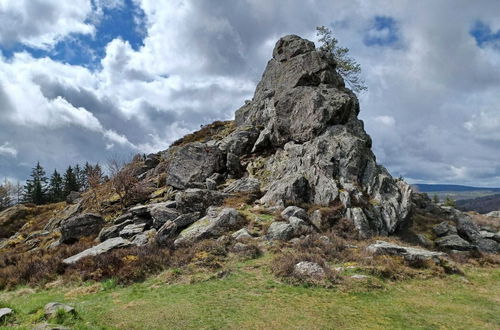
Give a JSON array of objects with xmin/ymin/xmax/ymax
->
[
  {"xmin": 206, "ymin": 178, "xmax": 217, "ymax": 190},
  {"xmin": 32, "ymin": 322, "xmax": 70, "ymax": 330},
  {"xmin": 293, "ymin": 261, "xmax": 325, "ymax": 279},
  {"xmin": 113, "ymin": 212, "xmax": 133, "ymax": 225},
  {"xmin": 44, "ymin": 202, "xmax": 82, "ymax": 231},
  {"xmin": 345, "ymin": 207, "xmax": 371, "ymax": 238},
  {"xmin": 233, "ymin": 35, "xmax": 412, "ymax": 236},
  {"xmin": 480, "ymin": 230, "xmax": 496, "ymax": 239},
  {"xmin": 415, "ymin": 234, "xmax": 433, "ymax": 248},
  {"xmin": 350, "ymin": 274, "xmax": 370, "ymax": 280},
  {"xmin": 44, "ymin": 302, "xmax": 76, "ymax": 317},
  {"xmin": 65, "ymin": 191, "xmax": 81, "ymax": 204},
  {"xmin": 155, "ymin": 212, "xmax": 201, "ymax": 244},
  {"xmin": 60, "ymin": 213, "xmax": 104, "ymax": 244},
  {"xmin": 494, "ymin": 232, "xmax": 500, "ymax": 243},
  {"xmin": 456, "ymin": 215, "xmax": 482, "ymax": 243},
  {"xmin": 63, "ymin": 237, "xmax": 133, "ymax": 265},
  {"xmin": 175, "ymin": 189, "xmax": 228, "ymax": 214},
  {"xmin": 129, "ymin": 204, "xmax": 150, "ymax": 218},
  {"xmin": 218, "ymin": 126, "xmax": 259, "ymax": 156},
  {"xmin": 288, "ymin": 216, "xmax": 314, "ymax": 236},
  {"xmin": 0, "ymin": 307, "xmax": 13, "ymax": 320},
  {"xmin": 119, "ymin": 223, "xmax": 146, "ymax": 238},
  {"xmin": 144, "ymin": 153, "xmax": 160, "ymax": 169},
  {"xmin": 223, "ymin": 177, "xmax": 261, "ymax": 194},
  {"xmin": 226, "ymin": 152, "xmax": 243, "ymax": 178},
  {"xmin": 476, "ymin": 239, "xmax": 499, "ymax": 253},
  {"xmin": 98, "ymin": 220, "xmax": 133, "ymax": 242},
  {"xmin": 174, "ymin": 208, "xmax": 245, "ymax": 246},
  {"xmin": 281, "ymin": 206, "xmax": 308, "ymax": 221},
  {"xmin": 432, "ymin": 221, "xmax": 457, "ymax": 237},
  {"xmin": 149, "ymin": 203, "xmax": 180, "ymax": 229},
  {"xmin": 435, "ymin": 235, "xmax": 472, "ymax": 251},
  {"xmin": 164, "ymin": 142, "xmax": 226, "ymax": 189},
  {"xmin": 266, "ymin": 221, "xmax": 294, "ymax": 241},
  {"xmin": 485, "ymin": 210, "xmax": 500, "ymax": 217},
  {"xmin": 232, "ymin": 228, "xmax": 253, "ymax": 241},
  {"xmin": 367, "ymin": 240, "xmax": 446, "ymax": 263},
  {"xmin": 132, "ymin": 229, "xmax": 156, "ymax": 246}
]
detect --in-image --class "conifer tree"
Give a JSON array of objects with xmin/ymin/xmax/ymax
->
[
  {"xmin": 48, "ymin": 169, "xmax": 64, "ymax": 202},
  {"xmin": 23, "ymin": 162, "xmax": 48, "ymax": 205},
  {"xmin": 63, "ymin": 166, "xmax": 79, "ymax": 197}
]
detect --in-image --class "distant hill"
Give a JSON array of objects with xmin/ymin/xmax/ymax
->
[
  {"xmin": 456, "ymin": 194, "xmax": 500, "ymax": 214},
  {"xmin": 413, "ymin": 184, "xmax": 500, "ymax": 193}
]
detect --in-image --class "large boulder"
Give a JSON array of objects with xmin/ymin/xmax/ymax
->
[
  {"xmin": 174, "ymin": 208, "xmax": 245, "ymax": 246},
  {"xmin": 148, "ymin": 203, "xmax": 180, "ymax": 229},
  {"xmin": 266, "ymin": 221, "xmax": 294, "ymax": 241},
  {"xmin": 164, "ymin": 142, "xmax": 226, "ymax": 189},
  {"xmin": 223, "ymin": 177, "xmax": 261, "ymax": 194},
  {"xmin": 435, "ymin": 235, "xmax": 472, "ymax": 251},
  {"xmin": 156, "ymin": 212, "xmax": 201, "ymax": 244},
  {"xmin": 59, "ymin": 213, "xmax": 104, "ymax": 244},
  {"xmin": 175, "ymin": 189, "xmax": 228, "ymax": 214},
  {"xmin": 63, "ymin": 237, "xmax": 133, "ymax": 265},
  {"xmin": 367, "ymin": 240, "xmax": 446, "ymax": 263}
]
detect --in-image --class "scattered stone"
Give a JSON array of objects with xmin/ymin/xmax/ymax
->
[
  {"xmin": 432, "ymin": 221, "xmax": 457, "ymax": 237},
  {"xmin": 280, "ymin": 206, "xmax": 308, "ymax": 221},
  {"xmin": 59, "ymin": 213, "xmax": 104, "ymax": 244},
  {"xmin": 175, "ymin": 189, "xmax": 228, "ymax": 214},
  {"xmin": 0, "ymin": 308, "xmax": 13, "ymax": 320},
  {"xmin": 119, "ymin": 223, "xmax": 146, "ymax": 238},
  {"xmin": 367, "ymin": 240, "xmax": 446, "ymax": 263},
  {"xmin": 132, "ymin": 229, "xmax": 156, "ymax": 246},
  {"xmin": 266, "ymin": 221, "xmax": 294, "ymax": 241},
  {"xmin": 435, "ymin": 235, "xmax": 472, "ymax": 251},
  {"xmin": 148, "ymin": 203, "xmax": 180, "ymax": 229},
  {"xmin": 486, "ymin": 210, "xmax": 500, "ymax": 218},
  {"xmin": 288, "ymin": 216, "xmax": 314, "ymax": 236},
  {"xmin": 98, "ymin": 220, "xmax": 134, "ymax": 242},
  {"xmin": 350, "ymin": 274, "xmax": 370, "ymax": 280},
  {"xmin": 63, "ymin": 237, "xmax": 133, "ymax": 265},
  {"xmin": 44, "ymin": 302, "xmax": 76, "ymax": 318},
  {"xmin": 223, "ymin": 177, "xmax": 261, "ymax": 194},
  {"xmin": 155, "ymin": 212, "xmax": 201, "ymax": 244},
  {"xmin": 174, "ymin": 208, "xmax": 245, "ymax": 246},
  {"xmin": 293, "ymin": 261, "xmax": 325, "ymax": 279},
  {"xmin": 232, "ymin": 228, "xmax": 253, "ymax": 241},
  {"xmin": 65, "ymin": 191, "xmax": 81, "ymax": 204},
  {"xmin": 206, "ymin": 178, "xmax": 217, "ymax": 190}
]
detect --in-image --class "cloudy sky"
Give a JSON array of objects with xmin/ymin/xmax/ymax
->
[{"xmin": 0, "ymin": 0, "xmax": 500, "ymax": 186}]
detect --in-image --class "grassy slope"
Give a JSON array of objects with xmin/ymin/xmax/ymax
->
[{"xmin": 1, "ymin": 258, "xmax": 499, "ymax": 330}]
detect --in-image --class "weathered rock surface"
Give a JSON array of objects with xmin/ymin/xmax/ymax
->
[
  {"xmin": 293, "ymin": 261, "xmax": 325, "ymax": 279},
  {"xmin": 63, "ymin": 237, "xmax": 133, "ymax": 265},
  {"xmin": 231, "ymin": 36, "xmax": 412, "ymax": 236},
  {"xmin": 174, "ymin": 208, "xmax": 245, "ymax": 246},
  {"xmin": 156, "ymin": 212, "xmax": 201, "ymax": 244},
  {"xmin": 98, "ymin": 220, "xmax": 134, "ymax": 242},
  {"xmin": 223, "ymin": 177, "xmax": 261, "ymax": 194},
  {"xmin": 267, "ymin": 221, "xmax": 294, "ymax": 241},
  {"xmin": 232, "ymin": 228, "xmax": 253, "ymax": 241},
  {"xmin": 175, "ymin": 189, "xmax": 228, "ymax": 214},
  {"xmin": 486, "ymin": 210, "xmax": 500, "ymax": 218},
  {"xmin": 433, "ymin": 221, "xmax": 457, "ymax": 237},
  {"xmin": 435, "ymin": 235, "xmax": 472, "ymax": 251},
  {"xmin": 119, "ymin": 223, "xmax": 147, "ymax": 238},
  {"xmin": 367, "ymin": 240, "xmax": 446, "ymax": 263},
  {"xmin": 164, "ymin": 142, "xmax": 226, "ymax": 189},
  {"xmin": 0, "ymin": 307, "xmax": 13, "ymax": 320},
  {"xmin": 59, "ymin": 213, "xmax": 104, "ymax": 244},
  {"xmin": 44, "ymin": 302, "xmax": 76, "ymax": 318},
  {"xmin": 281, "ymin": 206, "xmax": 308, "ymax": 221}
]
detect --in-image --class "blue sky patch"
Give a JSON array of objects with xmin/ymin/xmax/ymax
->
[
  {"xmin": 364, "ymin": 16, "xmax": 400, "ymax": 47},
  {"xmin": 470, "ymin": 21, "xmax": 500, "ymax": 49},
  {"xmin": 0, "ymin": 0, "xmax": 146, "ymax": 70}
]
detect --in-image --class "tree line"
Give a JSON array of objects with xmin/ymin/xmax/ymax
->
[{"xmin": 0, "ymin": 162, "xmax": 104, "ymax": 211}]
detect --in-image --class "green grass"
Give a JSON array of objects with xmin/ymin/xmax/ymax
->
[{"xmin": 0, "ymin": 260, "xmax": 499, "ymax": 329}]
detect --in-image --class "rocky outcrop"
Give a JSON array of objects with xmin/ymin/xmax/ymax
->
[{"xmin": 367, "ymin": 240, "xmax": 446, "ymax": 263}]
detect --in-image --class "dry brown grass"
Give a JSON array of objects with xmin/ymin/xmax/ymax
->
[{"xmin": 171, "ymin": 120, "xmax": 235, "ymax": 147}]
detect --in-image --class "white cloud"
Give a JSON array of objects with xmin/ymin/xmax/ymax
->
[
  {"xmin": 374, "ymin": 115, "xmax": 395, "ymax": 127},
  {"xmin": 0, "ymin": 0, "xmax": 94, "ymax": 49},
  {"xmin": 0, "ymin": 142, "xmax": 17, "ymax": 157}
]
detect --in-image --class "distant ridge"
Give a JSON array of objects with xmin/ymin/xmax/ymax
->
[{"xmin": 413, "ymin": 184, "xmax": 500, "ymax": 193}]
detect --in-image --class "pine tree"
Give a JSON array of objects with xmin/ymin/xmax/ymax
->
[
  {"xmin": 48, "ymin": 169, "xmax": 64, "ymax": 202},
  {"xmin": 63, "ymin": 166, "xmax": 79, "ymax": 197},
  {"xmin": 74, "ymin": 164, "xmax": 85, "ymax": 192},
  {"xmin": 316, "ymin": 26, "xmax": 367, "ymax": 93},
  {"xmin": 23, "ymin": 162, "xmax": 48, "ymax": 205}
]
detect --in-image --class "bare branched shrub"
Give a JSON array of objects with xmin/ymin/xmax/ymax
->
[{"xmin": 107, "ymin": 158, "xmax": 149, "ymax": 207}]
